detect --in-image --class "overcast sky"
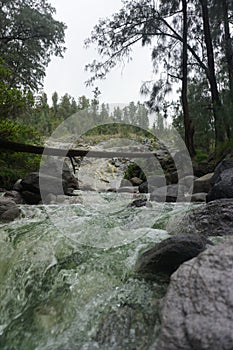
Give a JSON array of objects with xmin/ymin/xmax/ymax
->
[{"xmin": 43, "ymin": 0, "xmax": 155, "ymax": 105}]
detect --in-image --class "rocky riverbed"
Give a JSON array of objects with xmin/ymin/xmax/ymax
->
[{"xmin": 1, "ymin": 140, "xmax": 233, "ymax": 349}]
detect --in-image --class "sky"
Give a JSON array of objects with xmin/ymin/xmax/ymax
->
[{"xmin": 43, "ymin": 0, "xmax": 156, "ymax": 105}]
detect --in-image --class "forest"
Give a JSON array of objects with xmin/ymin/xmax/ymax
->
[{"xmin": 0, "ymin": 0, "xmax": 233, "ymax": 187}]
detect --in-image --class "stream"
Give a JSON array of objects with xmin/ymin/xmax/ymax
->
[
  {"xmin": 0, "ymin": 138, "xmax": 196, "ymax": 349},
  {"xmin": 0, "ymin": 196, "xmax": 195, "ymax": 350}
]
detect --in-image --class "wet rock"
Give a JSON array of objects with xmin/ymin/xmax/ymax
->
[
  {"xmin": 21, "ymin": 172, "xmax": 68, "ymax": 197},
  {"xmin": 168, "ymin": 199, "xmax": 233, "ymax": 236},
  {"xmin": 40, "ymin": 157, "xmax": 79, "ymax": 190},
  {"xmin": 0, "ymin": 198, "xmax": 20, "ymax": 221},
  {"xmin": 1, "ymin": 207, "xmax": 21, "ymax": 222},
  {"xmin": 138, "ymin": 181, "xmax": 149, "ymax": 193},
  {"xmin": 136, "ymin": 234, "xmax": 211, "ymax": 279},
  {"xmin": 193, "ymin": 161, "xmax": 215, "ymax": 177},
  {"xmin": 127, "ymin": 198, "xmax": 148, "ymax": 207},
  {"xmin": 150, "ymin": 184, "xmax": 188, "ymax": 202},
  {"xmin": 191, "ymin": 192, "xmax": 207, "ymax": 202},
  {"xmin": 13, "ymin": 179, "xmax": 23, "ymax": 192},
  {"xmin": 130, "ymin": 177, "xmax": 143, "ymax": 186},
  {"xmin": 157, "ymin": 238, "xmax": 233, "ymax": 350},
  {"xmin": 210, "ymin": 156, "xmax": 233, "ymax": 186},
  {"xmin": 179, "ymin": 175, "xmax": 196, "ymax": 190},
  {"xmin": 4, "ymin": 190, "xmax": 24, "ymax": 204},
  {"xmin": 0, "ymin": 198, "xmax": 17, "ymax": 215},
  {"xmin": 193, "ymin": 172, "xmax": 213, "ymax": 194},
  {"xmin": 207, "ymin": 168, "xmax": 233, "ymax": 202},
  {"xmin": 21, "ymin": 190, "xmax": 41, "ymax": 205}
]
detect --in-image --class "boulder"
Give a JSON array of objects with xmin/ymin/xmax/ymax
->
[
  {"xmin": 40, "ymin": 157, "xmax": 79, "ymax": 190},
  {"xmin": 135, "ymin": 234, "xmax": 211, "ymax": 279},
  {"xmin": 1, "ymin": 207, "xmax": 21, "ymax": 222},
  {"xmin": 138, "ymin": 181, "xmax": 149, "ymax": 193},
  {"xmin": 193, "ymin": 172, "xmax": 213, "ymax": 194},
  {"xmin": 21, "ymin": 191, "xmax": 41, "ymax": 205},
  {"xmin": 179, "ymin": 175, "xmax": 196, "ymax": 190},
  {"xmin": 210, "ymin": 156, "xmax": 233, "ymax": 186},
  {"xmin": 157, "ymin": 238, "xmax": 233, "ymax": 350},
  {"xmin": 0, "ymin": 198, "xmax": 17, "ymax": 215},
  {"xmin": 127, "ymin": 198, "xmax": 148, "ymax": 208},
  {"xmin": 21, "ymin": 172, "xmax": 68, "ymax": 196},
  {"xmin": 167, "ymin": 199, "xmax": 233, "ymax": 236},
  {"xmin": 130, "ymin": 177, "xmax": 143, "ymax": 186},
  {"xmin": 4, "ymin": 190, "xmax": 24, "ymax": 204},
  {"xmin": 150, "ymin": 184, "xmax": 188, "ymax": 202},
  {"xmin": 193, "ymin": 161, "xmax": 215, "ymax": 177},
  {"xmin": 13, "ymin": 179, "xmax": 23, "ymax": 192},
  {"xmin": 207, "ymin": 168, "xmax": 233, "ymax": 202},
  {"xmin": 0, "ymin": 198, "xmax": 20, "ymax": 221},
  {"xmin": 191, "ymin": 192, "xmax": 207, "ymax": 202}
]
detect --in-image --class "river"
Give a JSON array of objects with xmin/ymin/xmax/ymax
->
[
  {"xmin": 0, "ymin": 191, "xmax": 195, "ymax": 350},
  {"xmin": 0, "ymin": 136, "xmax": 196, "ymax": 349}
]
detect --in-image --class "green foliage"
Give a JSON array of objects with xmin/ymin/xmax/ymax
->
[
  {"xmin": 193, "ymin": 149, "xmax": 209, "ymax": 163},
  {"xmin": 123, "ymin": 163, "xmax": 147, "ymax": 182},
  {"xmin": 0, "ymin": 0, "xmax": 66, "ymax": 91},
  {"xmin": 85, "ymin": 0, "xmax": 233, "ymax": 155},
  {"xmin": 0, "ymin": 58, "xmax": 34, "ymax": 119},
  {"xmin": 0, "ymin": 120, "xmax": 41, "ymax": 188}
]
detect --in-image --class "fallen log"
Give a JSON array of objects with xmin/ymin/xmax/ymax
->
[{"xmin": 0, "ymin": 138, "xmax": 157, "ymax": 159}]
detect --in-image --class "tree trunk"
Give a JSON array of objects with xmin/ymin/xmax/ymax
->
[
  {"xmin": 182, "ymin": 0, "xmax": 195, "ymax": 157},
  {"xmin": 200, "ymin": 0, "xmax": 225, "ymax": 145},
  {"xmin": 222, "ymin": 0, "xmax": 233, "ymax": 102},
  {"xmin": 0, "ymin": 138, "xmax": 161, "ymax": 159}
]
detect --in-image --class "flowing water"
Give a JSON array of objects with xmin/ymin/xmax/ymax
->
[
  {"xmin": 0, "ymin": 138, "xmax": 197, "ymax": 349},
  {"xmin": 0, "ymin": 192, "xmax": 194, "ymax": 350}
]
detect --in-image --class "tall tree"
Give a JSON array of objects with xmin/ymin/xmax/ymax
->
[
  {"xmin": 0, "ymin": 0, "xmax": 66, "ymax": 91},
  {"xmin": 181, "ymin": 0, "xmax": 195, "ymax": 156},
  {"xmin": 199, "ymin": 0, "xmax": 225, "ymax": 144}
]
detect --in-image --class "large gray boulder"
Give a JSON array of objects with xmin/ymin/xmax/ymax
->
[
  {"xmin": 40, "ymin": 157, "xmax": 79, "ymax": 190},
  {"xmin": 157, "ymin": 238, "xmax": 233, "ymax": 350},
  {"xmin": 167, "ymin": 199, "xmax": 233, "ymax": 236},
  {"xmin": 21, "ymin": 172, "xmax": 68, "ymax": 196},
  {"xmin": 207, "ymin": 168, "xmax": 233, "ymax": 202},
  {"xmin": 0, "ymin": 198, "xmax": 20, "ymax": 222},
  {"xmin": 135, "ymin": 234, "xmax": 211, "ymax": 279},
  {"xmin": 210, "ymin": 157, "xmax": 233, "ymax": 186},
  {"xmin": 207, "ymin": 157, "xmax": 233, "ymax": 202},
  {"xmin": 193, "ymin": 172, "xmax": 213, "ymax": 194}
]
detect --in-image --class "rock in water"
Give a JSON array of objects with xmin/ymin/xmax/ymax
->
[
  {"xmin": 157, "ymin": 238, "xmax": 233, "ymax": 350},
  {"xmin": 193, "ymin": 172, "xmax": 213, "ymax": 194},
  {"xmin": 207, "ymin": 157, "xmax": 233, "ymax": 202},
  {"xmin": 168, "ymin": 199, "xmax": 233, "ymax": 237},
  {"xmin": 135, "ymin": 234, "xmax": 211, "ymax": 279},
  {"xmin": 0, "ymin": 198, "xmax": 20, "ymax": 221},
  {"xmin": 207, "ymin": 168, "xmax": 233, "ymax": 202}
]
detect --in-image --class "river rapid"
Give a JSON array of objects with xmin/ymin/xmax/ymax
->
[
  {"xmin": 0, "ymin": 139, "xmax": 197, "ymax": 349},
  {"xmin": 0, "ymin": 192, "xmax": 196, "ymax": 350}
]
